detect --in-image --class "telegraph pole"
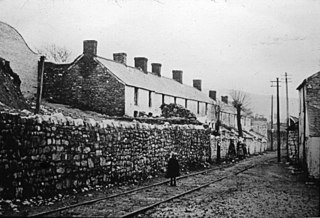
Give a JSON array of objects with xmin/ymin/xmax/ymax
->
[
  {"xmin": 271, "ymin": 78, "xmax": 281, "ymax": 162},
  {"xmin": 282, "ymin": 72, "xmax": 292, "ymax": 162},
  {"xmin": 35, "ymin": 56, "xmax": 45, "ymax": 114},
  {"xmin": 270, "ymin": 94, "xmax": 273, "ymax": 151},
  {"xmin": 276, "ymin": 78, "xmax": 281, "ymax": 162}
]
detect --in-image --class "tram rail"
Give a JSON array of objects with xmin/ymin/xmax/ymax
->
[{"xmin": 28, "ymin": 154, "xmax": 275, "ymax": 217}]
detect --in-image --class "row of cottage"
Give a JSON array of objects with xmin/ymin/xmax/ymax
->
[
  {"xmin": 43, "ymin": 40, "xmax": 255, "ymax": 132},
  {"xmin": 0, "ymin": 20, "xmax": 257, "ymax": 134}
]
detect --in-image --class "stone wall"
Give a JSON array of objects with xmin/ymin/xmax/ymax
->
[
  {"xmin": 210, "ymin": 135, "xmax": 266, "ymax": 162},
  {"xmin": 288, "ymin": 129, "xmax": 298, "ymax": 162},
  {"xmin": 0, "ymin": 112, "xmax": 210, "ymax": 199},
  {"xmin": 306, "ymin": 72, "xmax": 320, "ymax": 136}
]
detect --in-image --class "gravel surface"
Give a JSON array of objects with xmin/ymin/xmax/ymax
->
[{"xmin": 144, "ymin": 153, "xmax": 319, "ymax": 218}]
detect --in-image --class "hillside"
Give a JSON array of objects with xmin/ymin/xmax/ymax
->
[{"xmin": 0, "ymin": 58, "xmax": 29, "ymax": 110}]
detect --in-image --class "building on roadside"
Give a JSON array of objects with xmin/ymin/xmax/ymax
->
[
  {"xmin": 218, "ymin": 95, "xmax": 252, "ymax": 132},
  {"xmin": 43, "ymin": 40, "xmax": 217, "ymax": 123},
  {"xmin": 251, "ymin": 116, "xmax": 268, "ymax": 138},
  {"xmin": 297, "ymin": 71, "xmax": 320, "ymax": 179},
  {"xmin": 0, "ymin": 21, "xmax": 39, "ymax": 100}
]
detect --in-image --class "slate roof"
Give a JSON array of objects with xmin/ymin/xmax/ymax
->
[{"xmin": 95, "ymin": 56, "xmax": 214, "ymax": 104}]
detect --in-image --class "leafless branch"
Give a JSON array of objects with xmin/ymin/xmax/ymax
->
[{"xmin": 37, "ymin": 44, "xmax": 72, "ymax": 63}]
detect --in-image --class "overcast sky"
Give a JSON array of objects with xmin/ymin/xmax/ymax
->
[{"xmin": 1, "ymin": 0, "xmax": 320, "ymax": 99}]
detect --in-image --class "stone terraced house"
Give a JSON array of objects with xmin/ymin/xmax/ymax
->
[
  {"xmin": 0, "ymin": 21, "xmax": 39, "ymax": 100},
  {"xmin": 43, "ymin": 40, "xmax": 218, "ymax": 123},
  {"xmin": 297, "ymin": 71, "xmax": 320, "ymax": 179}
]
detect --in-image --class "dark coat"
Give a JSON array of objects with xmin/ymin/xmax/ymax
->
[
  {"xmin": 166, "ymin": 157, "xmax": 180, "ymax": 178},
  {"xmin": 228, "ymin": 141, "xmax": 236, "ymax": 157},
  {"xmin": 237, "ymin": 142, "xmax": 244, "ymax": 156}
]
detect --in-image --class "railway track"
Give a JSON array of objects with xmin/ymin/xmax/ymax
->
[{"xmin": 28, "ymin": 153, "xmax": 275, "ymax": 217}]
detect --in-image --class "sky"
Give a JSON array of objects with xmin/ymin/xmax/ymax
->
[{"xmin": 0, "ymin": 0, "xmax": 320, "ymax": 101}]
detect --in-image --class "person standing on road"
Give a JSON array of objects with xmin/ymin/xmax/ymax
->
[
  {"xmin": 242, "ymin": 139, "xmax": 247, "ymax": 158},
  {"xmin": 228, "ymin": 138, "xmax": 236, "ymax": 162},
  {"xmin": 166, "ymin": 152, "xmax": 180, "ymax": 186},
  {"xmin": 237, "ymin": 137, "xmax": 244, "ymax": 160}
]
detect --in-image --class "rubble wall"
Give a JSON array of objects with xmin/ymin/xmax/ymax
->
[
  {"xmin": 0, "ymin": 112, "xmax": 210, "ymax": 199},
  {"xmin": 43, "ymin": 56, "xmax": 126, "ymax": 116},
  {"xmin": 210, "ymin": 136, "xmax": 266, "ymax": 162}
]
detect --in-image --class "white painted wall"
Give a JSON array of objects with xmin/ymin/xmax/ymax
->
[
  {"xmin": 176, "ymin": 97, "xmax": 186, "ymax": 107},
  {"xmin": 125, "ymin": 86, "xmax": 161, "ymax": 117},
  {"xmin": 187, "ymin": 100, "xmax": 198, "ymax": 115},
  {"xmin": 125, "ymin": 86, "xmax": 216, "ymax": 122},
  {"xmin": 164, "ymin": 95, "xmax": 175, "ymax": 104},
  {"xmin": 306, "ymin": 137, "xmax": 320, "ymax": 179}
]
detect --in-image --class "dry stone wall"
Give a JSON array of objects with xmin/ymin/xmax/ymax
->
[{"xmin": 0, "ymin": 111, "xmax": 210, "ymax": 199}]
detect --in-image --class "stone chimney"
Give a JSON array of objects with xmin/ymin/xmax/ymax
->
[
  {"xmin": 193, "ymin": 79, "xmax": 202, "ymax": 91},
  {"xmin": 134, "ymin": 57, "xmax": 148, "ymax": 73},
  {"xmin": 83, "ymin": 40, "xmax": 97, "ymax": 56},
  {"xmin": 113, "ymin": 53, "xmax": 127, "ymax": 65},
  {"xmin": 172, "ymin": 70, "xmax": 183, "ymax": 84},
  {"xmin": 151, "ymin": 63, "xmax": 161, "ymax": 77},
  {"xmin": 221, "ymin": 96, "xmax": 228, "ymax": 104},
  {"xmin": 209, "ymin": 90, "xmax": 216, "ymax": 101}
]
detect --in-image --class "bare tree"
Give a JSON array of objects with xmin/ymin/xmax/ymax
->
[
  {"xmin": 37, "ymin": 44, "xmax": 72, "ymax": 63},
  {"xmin": 230, "ymin": 90, "xmax": 251, "ymax": 138}
]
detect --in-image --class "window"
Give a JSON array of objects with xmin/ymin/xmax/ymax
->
[
  {"xmin": 197, "ymin": 101, "xmax": 200, "ymax": 114},
  {"xmin": 174, "ymin": 97, "xmax": 177, "ymax": 104},
  {"xmin": 205, "ymin": 103, "xmax": 208, "ymax": 115},
  {"xmin": 133, "ymin": 111, "xmax": 138, "ymax": 117},
  {"xmin": 149, "ymin": 91, "xmax": 152, "ymax": 107},
  {"xmin": 162, "ymin": 94, "xmax": 165, "ymax": 105},
  {"xmin": 185, "ymin": 99, "xmax": 187, "ymax": 108},
  {"xmin": 134, "ymin": 87, "xmax": 138, "ymax": 105}
]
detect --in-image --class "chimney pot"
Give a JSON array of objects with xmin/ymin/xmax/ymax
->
[
  {"xmin": 221, "ymin": 96, "xmax": 228, "ymax": 104},
  {"xmin": 151, "ymin": 63, "xmax": 161, "ymax": 76},
  {"xmin": 134, "ymin": 57, "xmax": 148, "ymax": 73},
  {"xmin": 113, "ymin": 53, "xmax": 127, "ymax": 65},
  {"xmin": 209, "ymin": 90, "xmax": 216, "ymax": 101},
  {"xmin": 193, "ymin": 79, "xmax": 202, "ymax": 91},
  {"xmin": 83, "ymin": 40, "xmax": 97, "ymax": 56},
  {"xmin": 172, "ymin": 70, "xmax": 183, "ymax": 84}
]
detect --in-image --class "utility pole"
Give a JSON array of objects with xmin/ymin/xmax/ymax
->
[
  {"xmin": 282, "ymin": 72, "xmax": 292, "ymax": 162},
  {"xmin": 270, "ymin": 94, "xmax": 273, "ymax": 151},
  {"xmin": 35, "ymin": 56, "xmax": 45, "ymax": 114},
  {"xmin": 271, "ymin": 78, "xmax": 281, "ymax": 162},
  {"xmin": 276, "ymin": 78, "xmax": 281, "ymax": 162}
]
